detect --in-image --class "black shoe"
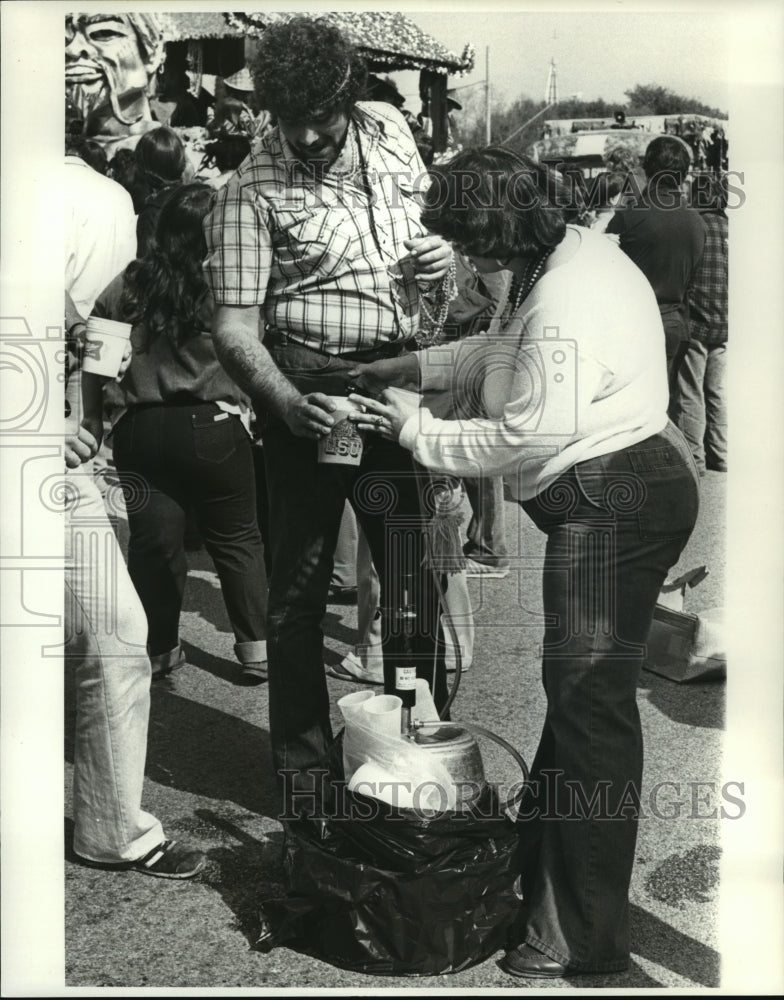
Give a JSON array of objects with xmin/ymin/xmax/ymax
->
[
  {"xmin": 327, "ymin": 585, "xmax": 358, "ymax": 604},
  {"xmin": 238, "ymin": 662, "xmax": 268, "ymax": 685},
  {"xmin": 500, "ymin": 942, "xmax": 571, "ymax": 979}
]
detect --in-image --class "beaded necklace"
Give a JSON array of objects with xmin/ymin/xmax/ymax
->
[
  {"xmin": 353, "ymin": 119, "xmax": 455, "ymax": 349},
  {"xmin": 499, "ymin": 247, "xmax": 554, "ymax": 330},
  {"xmin": 415, "ymin": 253, "xmax": 457, "ymax": 348}
]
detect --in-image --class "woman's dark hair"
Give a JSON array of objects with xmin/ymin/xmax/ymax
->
[
  {"xmin": 109, "ymin": 148, "xmax": 150, "ymax": 212},
  {"xmin": 81, "ymin": 139, "xmax": 108, "ymax": 175},
  {"xmin": 421, "ymin": 147, "xmax": 567, "ymax": 260},
  {"xmin": 120, "ymin": 183, "xmax": 215, "ymax": 348},
  {"xmin": 642, "ymin": 135, "xmax": 692, "ymax": 188},
  {"xmin": 204, "ymin": 134, "xmax": 251, "ymax": 173},
  {"xmin": 134, "ymin": 126, "xmax": 186, "ymax": 190},
  {"xmin": 251, "ymin": 16, "xmax": 366, "ymax": 120}
]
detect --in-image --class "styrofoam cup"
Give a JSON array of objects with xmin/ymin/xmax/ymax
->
[
  {"xmin": 361, "ymin": 693, "xmax": 403, "ymax": 736},
  {"xmin": 337, "ymin": 689, "xmax": 376, "ymax": 723},
  {"xmin": 317, "ymin": 396, "xmax": 364, "ymax": 465},
  {"xmin": 82, "ymin": 317, "xmax": 132, "ymax": 377}
]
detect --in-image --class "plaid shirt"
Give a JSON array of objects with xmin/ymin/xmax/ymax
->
[
  {"xmin": 203, "ymin": 102, "xmax": 429, "ymax": 354},
  {"xmin": 688, "ymin": 211, "xmax": 728, "ymax": 345}
]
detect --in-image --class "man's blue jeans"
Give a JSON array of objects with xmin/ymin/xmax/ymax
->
[
  {"xmin": 261, "ymin": 416, "xmax": 448, "ymax": 816},
  {"xmin": 517, "ymin": 421, "xmax": 699, "ymax": 971},
  {"xmin": 672, "ymin": 340, "xmax": 727, "ymax": 473},
  {"xmin": 463, "ymin": 474, "xmax": 510, "ymax": 568}
]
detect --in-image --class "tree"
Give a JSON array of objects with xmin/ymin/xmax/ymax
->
[
  {"xmin": 624, "ymin": 83, "xmax": 727, "ymax": 119},
  {"xmin": 444, "ymin": 80, "xmax": 728, "ymax": 158},
  {"xmin": 549, "ymin": 96, "xmax": 617, "ymax": 121},
  {"xmin": 489, "ymin": 96, "xmax": 542, "ymax": 152}
]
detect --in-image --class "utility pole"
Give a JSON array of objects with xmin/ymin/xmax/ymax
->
[{"xmin": 485, "ymin": 46, "xmax": 491, "ymax": 143}]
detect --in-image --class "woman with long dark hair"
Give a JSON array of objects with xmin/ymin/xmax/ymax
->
[
  {"xmin": 134, "ymin": 126, "xmax": 188, "ymax": 256},
  {"xmin": 348, "ymin": 147, "xmax": 699, "ymax": 978},
  {"xmin": 88, "ymin": 183, "xmax": 268, "ymax": 684}
]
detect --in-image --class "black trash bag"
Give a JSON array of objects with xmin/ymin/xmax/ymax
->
[{"xmin": 255, "ymin": 733, "xmax": 523, "ymax": 976}]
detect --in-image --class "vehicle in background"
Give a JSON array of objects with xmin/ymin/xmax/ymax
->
[{"xmin": 530, "ymin": 112, "xmax": 728, "ymax": 181}]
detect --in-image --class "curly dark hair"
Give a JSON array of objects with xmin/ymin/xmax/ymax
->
[
  {"xmin": 120, "ymin": 184, "xmax": 215, "ymax": 349},
  {"xmin": 421, "ymin": 147, "xmax": 567, "ymax": 260},
  {"xmin": 250, "ymin": 16, "xmax": 367, "ymax": 120}
]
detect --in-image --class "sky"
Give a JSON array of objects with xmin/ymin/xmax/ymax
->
[{"xmin": 389, "ymin": 5, "xmax": 731, "ymax": 115}]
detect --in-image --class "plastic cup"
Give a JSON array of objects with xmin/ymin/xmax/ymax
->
[
  {"xmin": 337, "ymin": 689, "xmax": 376, "ymax": 723},
  {"xmin": 362, "ymin": 693, "xmax": 403, "ymax": 736},
  {"xmin": 82, "ymin": 317, "xmax": 132, "ymax": 377},
  {"xmin": 317, "ymin": 396, "xmax": 364, "ymax": 465}
]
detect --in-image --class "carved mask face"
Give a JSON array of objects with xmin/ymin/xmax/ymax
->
[{"xmin": 65, "ymin": 14, "xmax": 156, "ymax": 125}]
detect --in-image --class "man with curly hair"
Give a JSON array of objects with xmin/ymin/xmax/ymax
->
[{"xmin": 204, "ymin": 16, "xmax": 454, "ymax": 820}]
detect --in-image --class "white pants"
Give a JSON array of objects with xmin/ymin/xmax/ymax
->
[{"xmin": 65, "ymin": 471, "xmax": 164, "ymax": 863}]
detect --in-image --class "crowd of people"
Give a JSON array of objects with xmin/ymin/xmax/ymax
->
[{"xmin": 64, "ymin": 14, "xmax": 727, "ymax": 980}]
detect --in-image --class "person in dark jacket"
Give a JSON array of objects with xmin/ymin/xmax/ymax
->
[{"xmin": 606, "ymin": 135, "xmax": 706, "ymax": 411}]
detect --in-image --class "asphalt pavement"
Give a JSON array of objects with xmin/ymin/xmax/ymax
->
[{"xmin": 63, "ymin": 470, "xmax": 729, "ymax": 991}]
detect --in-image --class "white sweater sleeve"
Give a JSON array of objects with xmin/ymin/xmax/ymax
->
[{"xmin": 399, "ymin": 347, "xmax": 608, "ymax": 479}]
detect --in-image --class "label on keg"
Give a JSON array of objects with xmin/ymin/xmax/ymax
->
[{"xmin": 395, "ymin": 666, "xmax": 417, "ymax": 690}]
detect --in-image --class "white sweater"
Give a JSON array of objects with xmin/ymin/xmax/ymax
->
[{"xmin": 399, "ymin": 227, "xmax": 669, "ymax": 501}]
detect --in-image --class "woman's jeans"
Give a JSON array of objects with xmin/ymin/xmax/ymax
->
[
  {"xmin": 517, "ymin": 421, "xmax": 699, "ymax": 972},
  {"xmin": 113, "ymin": 402, "xmax": 267, "ymax": 672},
  {"xmin": 65, "ymin": 470, "xmax": 164, "ymax": 863}
]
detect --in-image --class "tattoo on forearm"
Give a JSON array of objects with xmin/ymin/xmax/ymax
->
[{"xmin": 214, "ymin": 331, "xmax": 299, "ymax": 418}]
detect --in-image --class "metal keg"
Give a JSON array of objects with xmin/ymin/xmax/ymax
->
[{"xmin": 412, "ymin": 723, "xmax": 486, "ymax": 808}]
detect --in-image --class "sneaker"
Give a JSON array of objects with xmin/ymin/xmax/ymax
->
[
  {"xmin": 81, "ymin": 840, "xmax": 207, "ymax": 880},
  {"xmin": 327, "ymin": 651, "xmax": 383, "ymax": 685},
  {"xmin": 131, "ymin": 840, "xmax": 206, "ymax": 879},
  {"xmin": 464, "ymin": 557, "xmax": 510, "ymax": 579}
]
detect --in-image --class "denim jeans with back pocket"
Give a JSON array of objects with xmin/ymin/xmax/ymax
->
[{"xmin": 516, "ymin": 420, "xmax": 699, "ymax": 971}]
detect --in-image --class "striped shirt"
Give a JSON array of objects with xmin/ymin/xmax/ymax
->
[
  {"xmin": 687, "ymin": 211, "xmax": 728, "ymax": 345},
  {"xmin": 203, "ymin": 102, "xmax": 429, "ymax": 354}
]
